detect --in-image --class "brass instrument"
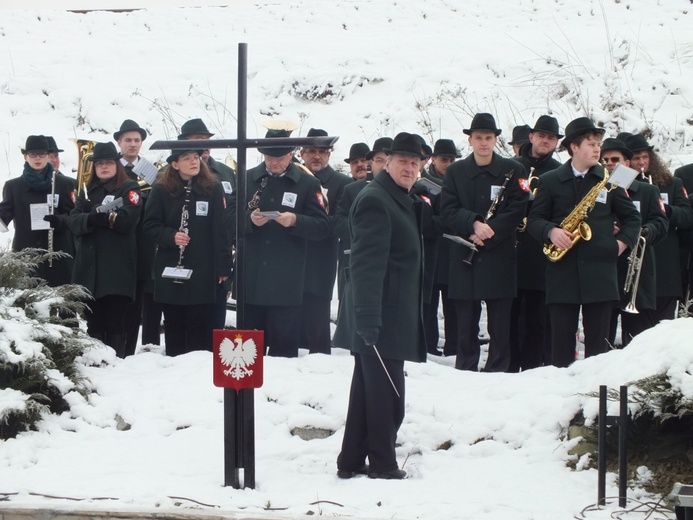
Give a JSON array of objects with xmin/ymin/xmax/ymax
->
[
  {"xmin": 543, "ymin": 167, "xmax": 615, "ymax": 262},
  {"xmin": 517, "ymin": 167, "xmax": 539, "ymax": 232},
  {"xmin": 623, "ymin": 234, "xmax": 647, "ymax": 314},
  {"xmin": 73, "ymin": 139, "xmax": 95, "ymax": 196}
]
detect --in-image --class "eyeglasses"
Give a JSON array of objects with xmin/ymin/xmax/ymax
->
[
  {"xmin": 302, "ymin": 148, "xmax": 330, "ymax": 156},
  {"xmin": 603, "ymin": 157, "xmax": 620, "ymax": 164},
  {"xmin": 27, "ymin": 152, "xmax": 48, "ymax": 158}
]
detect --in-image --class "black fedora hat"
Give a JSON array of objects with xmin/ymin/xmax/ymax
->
[
  {"xmin": 344, "ymin": 142, "xmax": 370, "ymax": 163},
  {"xmin": 178, "ymin": 118, "xmax": 214, "ymax": 139},
  {"xmin": 601, "ymin": 138, "xmax": 633, "ymax": 160},
  {"xmin": 616, "ymin": 131, "xmax": 633, "ymax": 143},
  {"xmin": 530, "ymin": 115, "xmax": 563, "ymax": 138},
  {"xmin": 45, "ymin": 136, "xmax": 64, "ymax": 153},
  {"xmin": 258, "ymin": 129, "xmax": 295, "ymax": 157},
  {"xmin": 624, "ymin": 134, "xmax": 654, "ymax": 153},
  {"xmin": 305, "ymin": 128, "xmax": 332, "ymax": 149},
  {"xmin": 113, "ymin": 119, "xmax": 147, "ymax": 142},
  {"xmin": 167, "ymin": 148, "xmax": 204, "ymax": 164},
  {"xmin": 508, "ymin": 125, "xmax": 531, "ymax": 145},
  {"xmin": 87, "ymin": 142, "xmax": 121, "ymax": 162},
  {"xmin": 432, "ymin": 138, "xmax": 460, "ymax": 158},
  {"xmin": 366, "ymin": 137, "xmax": 393, "ymax": 160},
  {"xmin": 385, "ymin": 132, "xmax": 426, "ymax": 159},
  {"xmin": 21, "ymin": 135, "xmax": 49, "ymax": 154},
  {"xmin": 464, "ymin": 113, "xmax": 502, "ymax": 136},
  {"xmin": 414, "ymin": 135, "xmax": 433, "ymax": 158},
  {"xmin": 561, "ymin": 117, "xmax": 605, "ymax": 149}
]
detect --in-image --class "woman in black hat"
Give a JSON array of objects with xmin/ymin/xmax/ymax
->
[
  {"xmin": 143, "ymin": 149, "xmax": 232, "ymax": 357},
  {"xmin": 69, "ymin": 142, "xmax": 142, "ymax": 356}
]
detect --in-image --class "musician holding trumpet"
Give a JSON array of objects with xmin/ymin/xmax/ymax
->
[{"xmin": 527, "ymin": 118, "xmax": 641, "ymax": 367}]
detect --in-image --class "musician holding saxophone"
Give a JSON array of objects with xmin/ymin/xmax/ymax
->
[
  {"xmin": 0, "ymin": 135, "xmax": 75, "ymax": 287},
  {"xmin": 527, "ymin": 118, "xmax": 641, "ymax": 368},
  {"xmin": 440, "ymin": 113, "xmax": 529, "ymax": 372}
]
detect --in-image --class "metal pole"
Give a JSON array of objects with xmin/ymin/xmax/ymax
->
[
  {"xmin": 618, "ymin": 385, "xmax": 628, "ymax": 508},
  {"xmin": 598, "ymin": 385, "xmax": 607, "ymax": 506}
]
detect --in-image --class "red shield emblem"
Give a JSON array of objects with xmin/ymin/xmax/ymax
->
[
  {"xmin": 128, "ymin": 190, "xmax": 140, "ymax": 205},
  {"xmin": 316, "ymin": 192, "xmax": 326, "ymax": 210},
  {"xmin": 519, "ymin": 178, "xmax": 530, "ymax": 193},
  {"xmin": 659, "ymin": 198, "xmax": 666, "ymax": 213},
  {"xmin": 683, "ymin": 187, "xmax": 689, "ymax": 200},
  {"xmin": 213, "ymin": 330, "xmax": 264, "ymax": 390},
  {"xmin": 420, "ymin": 195, "xmax": 431, "ymax": 206},
  {"xmin": 71, "ymin": 190, "xmax": 76, "ymax": 205}
]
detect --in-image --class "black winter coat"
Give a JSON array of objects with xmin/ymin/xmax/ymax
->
[
  {"xmin": 440, "ymin": 153, "xmax": 529, "ymax": 300},
  {"xmin": 69, "ymin": 178, "xmax": 141, "ymax": 300},
  {"xmin": 334, "ymin": 179, "xmax": 368, "ymax": 299},
  {"xmin": 527, "ymin": 161, "xmax": 641, "ymax": 304}
]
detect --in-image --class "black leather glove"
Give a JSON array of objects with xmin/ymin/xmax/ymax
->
[
  {"xmin": 640, "ymin": 227, "xmax": 650, "ymax": 239},
  {"xmin": 357, "ymin": 327, "xmax": 380, "ymax": 346},
  {"xmin": 87, "ymin": 212, "xmax": 110, "ymax": 228},
  {"xmin": 81, "ymin": 199, "xmax": 94, "ymax": 213},
  {"xmin": 43, "ymin": 214, "xmax": 61, "ymax": 229}
]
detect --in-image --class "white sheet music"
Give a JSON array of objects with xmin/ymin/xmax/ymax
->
[
  {"xmin": 132, "ymin": 158, "xmax": 159, "ymax": 185},
  {"xmin": 608, "ymin": 164, "xmax": 639, "ymax": 190},
  {"xmin": 29, "ymin": 203, "xmax": 51, "ymax": 231}
]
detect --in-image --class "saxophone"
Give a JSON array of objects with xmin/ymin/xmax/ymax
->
[{"xmin": 543, "ymin": 167, "xmax": 614, "ymax": 262}]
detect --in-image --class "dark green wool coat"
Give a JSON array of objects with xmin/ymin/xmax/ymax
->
[
  {"xmin": 333, "ymin": 178, "xmax": 368, "ymax": 298},
  {"xmin": 527, "ymin": 161, "xmax": 641, "ymax": 305}
]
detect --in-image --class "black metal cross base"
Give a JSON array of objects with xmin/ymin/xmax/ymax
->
[
  {"xmin": 597, "ymin": 385, "xmax": 628, "ymax": 507},
  {"xmin": 149, "ymin": 43, "xmax": 337, "ymax": 489}
]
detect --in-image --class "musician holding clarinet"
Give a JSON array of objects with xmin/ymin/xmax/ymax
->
[
  {"xmin": 143, "ymin": 148, "xmax": 231, "ymax": 357},
  {"xmin": 440, "ymin": 113, "xmax": 529, "ymax": 372}
]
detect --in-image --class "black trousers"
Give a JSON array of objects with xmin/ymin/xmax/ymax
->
[
  {"xmin": 299, "ymin": 293, "xmax": 332, "ymax": 354},
  {"xmin": 245, "ymin": 304, "xmax": 300, "ymax": 358},
  {"xmin": 338, "ymin": 353, "xmax": 405, "ymax": 473},
  {"xmin": 422, "ymin": 284, "xmax": 457, "ymax": 355},
  {"xmin": 454, "ymin": 298, "xmax": 512, "ymax": 372},
  {"xmin": 212, "ymin": 282, "xmax": 228, "ymax": 331},
  {"xmin": 161, "ymin": 303, "xmax": 214, "ymax": 357},
  {"xmin": 621, "ymin": 308, "xmax": 656, "ymax": 347},
  {"xmin": 141, "ymin": 290, "xmax": 163, "ymax": 346},
  {"xmin": 548, "ymin": 301, "xmax": 613, "ymax": 367},
  {"xmin": 123, "ymin": 280, "xmax": 145, "ymax": 356},
  {"xmin": 124, "ymin": 281, "xmax": 163, "ymax": 354},
  {"xmin": 85, "ymin": 294, "xmax": 130, "ymax": 357},
  {"xmin": 509, "ymin": 289, "xmax": 549, "ymax": 371},
  {"xmin": 655, "ymin": 296, "xmax": 679, "ymax": 322}
]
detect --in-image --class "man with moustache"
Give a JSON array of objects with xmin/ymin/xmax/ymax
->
[
  {"xmin": 440, "ymin": 113, "xmax": 529, "ymax": 372},
  {"xmin": 344, "ymin": 142, "xmax": 370, "ymax": 181},
  {"xmin": 601, "ymin": 138, "xmax": 668, "ymax": 346},
  {"xmin": 527, "ymin": 118, "xmax": 641, "ymax": 367},
  {"xmin": 298, "ymin": 128, "xmax": 352, "ymax": 354},
  {"xmin": 334, "ymin": 132, "xmax": 427, "ymax": 480},
  {"xmin": 510, "ymin": 115, "xmax": 562, "ymax": 371}
]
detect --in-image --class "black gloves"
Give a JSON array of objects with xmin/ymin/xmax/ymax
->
[
  {"xmin": 81, "ymin": 199, "xmax": 94, "ymax": 213},
  {"xmin": 87, "ymin": 212, "xmax": 110, "ymax": 228},
  {"xmin": 43, "ymin": 215, "xmax": 61, "ymax": 229},
  {"xmin": 357, "ymin": 327, "xmax": 380, "ymax": 346},
  {"xmin": 641, "ymin": 227, "xmax": 650, "ymax": 239}
]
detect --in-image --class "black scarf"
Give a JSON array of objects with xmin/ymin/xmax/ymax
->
[{"xmin": 22, "ymin": 163, "xmax": 54, "ymax": 191}]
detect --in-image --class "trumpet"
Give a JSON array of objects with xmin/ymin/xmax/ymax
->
[
  {"xmin": 517, "ymin": 167, "xmax": 539, "ymax": 233},
  {"xmin": 623, "ymin": 234, "xmax": 647, "ymax": 314}
]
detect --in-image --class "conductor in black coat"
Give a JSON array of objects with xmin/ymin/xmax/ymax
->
[
  {"xmin": 440, "ymin": 113, "xmax": 529, "ymax": 372},
  {"xmin": 334, "ymin": 132, "xmax": 427, "ymax": 480},
  {"xmin": 527, "ymin": 118, "xmax": 641, "ymax": 367}
]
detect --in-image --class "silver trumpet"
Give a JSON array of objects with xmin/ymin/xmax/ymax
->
[{"xmin": 623, "ymin": 234, "xmax": 647, "ymax": 313}]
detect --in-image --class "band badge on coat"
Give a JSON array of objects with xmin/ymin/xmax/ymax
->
[
  {"xmin": 103, "ymin": 195, "xmax": 115, "ymax": 205},
  {"xmin": 47, "ymin": 194, "xmax": 59, "ymax": 208},
  {"xmin": 196, "ymin": 201, "xmax": 209, "ymax": 216},
  {"xmin": 282, "ymin": 192, "xmax": 297, "ymax": 208},
  {"xmin": 633, "ymin": 200, "xmax": 641, "ymax": 213},
  {"xmin": 596, "ymin": 189, "xmax": 608, "ymax": 204},
  {"xmin": 222, "ymin": 181, "xmax": 233, "ymax": 194},
  {"xmin": 661, "ymin": 193, "xmax": 669, "ymax": 205},
  {"xmin": 128, "ymin": 190, "xmax": 141, "ymax": 205},
  {"xmin": 490, "ymin": 185, "xmax": 502, "ymax": 200}
]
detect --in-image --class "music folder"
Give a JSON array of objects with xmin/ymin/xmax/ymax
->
[
  {"xmin": 608, "ymin": 164, "xmax": 639, "ymax": 190},
  {"xmin": 162, "ymin": 266, "xmax": 193, "ymax": 280}
]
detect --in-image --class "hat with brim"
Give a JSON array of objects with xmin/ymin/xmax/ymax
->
[
  {"xmin": 385, "ymin": 132, "xmax": 426, "ymax": 159},
  {"xmin": 167, "ymin": 148, "xmax": 204, "ymax": 164},
  {"xmin": 305, "ymin": 128, "xmax": 332, "ymax": 150},
  {"xmin": 616, "ymin": 132, "xmax": 633, "ymax": 143},
  {"xmin": 345, "ymin": 142, "xmax": 371, "ymax": 163},
  {"xmin": 114, "ymin": 119, "xmax": 147, "ymax": 142},
  {"xmin": 366, "ymin": 137, "xmax": 393, "ymax": 160},
  {"xmin": 21, "ymin": 135, "xmax": 50, "ymax": 154},
  {"xmin": 561, "ymin": 117, "xmax": 605, "ymax": 149},
  {"xmin": 508, "ymin": 124, "xmax": 531, "ymax": 145},
  {"xmin": 530, "ymin": 115, "xmax": 563, "ymax": 138},
  {"xmin": 87, "ymin": 142, "xmax": 121, "ymax": 162},
  {"xmin": 178, "ymin": 118, "xmax": 214, "ymax": 139},
  {"xmin": 46, "ymin": 136, "xmax": 64, "ymax": 153},
  {"xmin": 258, "ymin": 129, "xmax": 295, "ymax": 157},
  {"xmin": 464, "ymin": 113, "xmax": 502, "ymax": 136},
  {"xmin": 601, "ymin": 138, "xmax": 633, "ymax": 160},
  {"xmin": 624, "ymin": 134, "xmax": 654, "ymax": 153},
  {"xmin": 432, "ymin": 138, "xmax": 460, "ymax": 157},
  {"xmin": 414, "ymin": 135, "xmax": 433, "ymax": 158}
]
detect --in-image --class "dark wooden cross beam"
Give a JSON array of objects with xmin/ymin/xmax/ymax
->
[{"xmin": 149, "ymin": 43, "xmax": 339, "ymax": 490}]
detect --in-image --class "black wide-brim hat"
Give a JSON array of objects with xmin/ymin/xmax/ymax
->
[
  {"xmin": 113, "ymin": 119, "xmax": 147, "ymax": 142},
  {"xmin": 561, "ymin": 117, "xmax": 605, "ymax": 149},
  {"xmin": 305, "ymin": 128, "xmax": 332, "ymax": 150},
  {"xmin": 385, "ymin": 132, "xmax": 426, "ymax": 159},
  {"xmin": 258, "ymin": 129, "xmax": 295, "ymax": 157},
  {"xmin": 45, "ymin": 136, "xmax": 64, "ymax": 153},
  {"xmin": 464, "ymin": 113, "xmax": 502, "ymax": 136},
  {"xmin": 87, "ymin": 142, "xmax": 121, "ymax": 162},
  {"xmin": 508, "ymin": 125, "xmax": 531, "ymax": 145},
  {"xmin": 601, "ymin": 138, "xmax": 633, "ymax": 160},
  {"xmin": 178, "ymin": 118, "xmax": 214, "ymax": 139},
  {"xmin": 345, "ymin": 142, "xmax": 371, "ymax": 163},
  {"xmin": 366, "ymin": 137, "xmax": 393, "ymax": 160},
  {"xmin": 414, "ymin": 135, "xmax": 433, "ymax": 158},
  {"xmin": 21, "ymin": 135, "xmax": 50, "ymax": 154},
  {"xmin": 530, "ymin": 115, "xmax": 563, "ymax": 138},
  {"xmin": 432, "ymin": 138, "xmax": 460, "ymax": 157},
  {"xmin": 167, "ymin": 148, "xmax": 204, "ymax": 164},
  {"xmin": 624, "ymin": 134, "xmax": 654, "ymax": 153}
]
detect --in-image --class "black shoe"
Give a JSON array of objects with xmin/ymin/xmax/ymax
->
[
  {"xmin": 368, "ymin": 468, "xmax": 406, "ymax": 480},
  {"xmin": 427, "ymin": 349, "xmax": 442, "ymax": 357},
  {"xmin": 337, "ymin": 465, "xmax": 369, "ymax": 479}
]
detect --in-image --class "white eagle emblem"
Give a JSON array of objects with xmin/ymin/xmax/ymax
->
[{"xmin": 219, "ymin": 335, "xmax": 258, "ymax": 380}]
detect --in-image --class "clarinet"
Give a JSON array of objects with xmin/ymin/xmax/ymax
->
[
  {"xmin": 47, "ymin": 169, "xmax": 57, "ymax": 268},
  {"xmin": 174, "ymin": 181, "xmax": 193, "ymax": 283},
  {"xmin": 463, "ymin": 169, "xmax": 515, "ymax": 265}
]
